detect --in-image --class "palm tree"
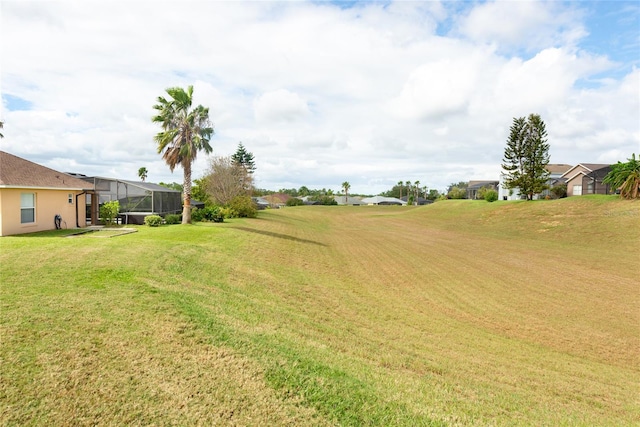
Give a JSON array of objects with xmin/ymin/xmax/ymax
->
[
  {"xmin": 397, "ymin": 181, "xmax": 403, "ymax": 199},
  {"xmin": 604, "ymin": 153, "xmax": 640, "ymax": 199},
  {"xmin": 414, "ymin": 180, "xmax": 420, "ymax": 205},
  {"xmin": 0, "ymin": 120, "xmax": 4, "ymax": 138},
  {"xmin": 342, "ymin": 181, "xmax": 351, "ymax": 204},
  {"xmin": 138, "ymin": 167, "xmax": 148, "ymax": 182},
  {"xmin": 153, "ymin": 85, "xmax": 213, "ymax": 224}
]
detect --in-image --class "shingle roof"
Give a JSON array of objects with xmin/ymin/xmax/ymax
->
[
  {"xmin": 0, "ymin": 151, "xmax": 94, "ymax": 190},
  {"xmin": 545, "ymin": 164, "xmax": 573, "ymax": 174}
]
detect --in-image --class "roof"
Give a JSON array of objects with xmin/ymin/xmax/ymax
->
[
  {"xmin": 545, "ymin": 164, "xmax": 573, "ymax": 174},
  {"xmin": 361, "ymin": 196, "xmax": 406, "ymax": 205},
  {"xmin": 467, "ymin": 180, "xmax": 498, "ymax": 189},
  {"xmin": 561, "ymin": 163, "xmax": 610, "ymax": 179},
  {"xmin": 83, "ymin": 176, "xmax": 181, "ymax": 193},
  {"xmin": 0, "ymin": 151, "xmax": 94, "ymax": 190}
]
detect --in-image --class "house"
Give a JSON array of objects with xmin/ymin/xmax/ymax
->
[
  {"xmin": 0, "ymin": 151, "xmax": 95, "ymax": 236},
  {"xmin": 400, "ymin": 196, "xmax": 433, "ymax": 206},
  {"xmin": 263, "ymin": 193, "xmax": 290, "ymax": 208},
  {"xmin": 467, "ymin": 180, "xmax": 499, "ymax": 200},
  {"xmin": 360, "ymin": 196, "xmax": 406, "ymax": 206},
  {"xmin": 561, "ymin": 164, "xmax": 612, "ymax": 196},
  {"xmin": 333, "ymin": 195, "xmax": 365, "ymax": 206},
  {"xmin": 498, "ymin": 164, "xmax": 573, "ymax": 200}
]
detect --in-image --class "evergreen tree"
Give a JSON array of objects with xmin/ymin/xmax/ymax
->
[
  {"xmin": 232, "ymin": 142, "xmax": 256, "ymax": 174},
  {"xmin": 502, "ymin": 114, "xmax": 550, "ymax": 200}
]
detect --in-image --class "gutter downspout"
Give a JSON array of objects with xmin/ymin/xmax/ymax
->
[{"xmin": 76, "ymin": 191, "xmax": 88, "ymax": 228}]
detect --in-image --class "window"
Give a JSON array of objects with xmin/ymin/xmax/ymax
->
[
  {"xmin": 573, "ymin": 185, "xmax": 582, "ymax": 196},
  {"xmin": 68, "ymin": 193, "xmax": 74, "ymax": 204},
  {"xmin": 21, "ymin": 193, "xmax": 35, "ymax": 223}
]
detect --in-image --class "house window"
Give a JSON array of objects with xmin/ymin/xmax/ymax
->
[
  {"xmin": 68, "ymin": 193, "xmax": 74, "ymax": 204},
  {"xmin": 21, "ymin": 193, "xmax": 36, "ymax": 223},
  {"xmin": 573, "ymin": 185, "xmax": 582, "ymax": 196}
]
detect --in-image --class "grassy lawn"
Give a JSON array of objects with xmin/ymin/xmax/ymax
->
[{"xmin": 1, "ymin": 196, "xmax": 638, "ymax": 425}]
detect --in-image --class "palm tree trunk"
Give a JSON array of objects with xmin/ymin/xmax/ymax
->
[{"xmin": 182, "ymin": 161, "xmax": 192, "ymax": 224}]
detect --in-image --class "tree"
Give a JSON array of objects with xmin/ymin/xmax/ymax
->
[
  {"xmin": 0, "ymin": 120, "xmax": 4, "ymax": 138},
  {"xmin": 342, "ymin": 181, "xmax": 351, "ymax": 203},
  {"xmin": 604, "ymin": 154, "xmax": 640, "ymax": 199},
  {"xmin": 413, "ymin": 180, "xmax": 420, "ymax": 205},
  {"xmin": 231, "ymin": 142, "xmax": 256, "ymax": 174},
  {"xmin": 298, "ymin": 186, "xmax": 310, "ymax": 197},
  {"xmin": 138, "ymin": 167, "xmax": 148, "ymax": 182},
  {"xmin": 203, "ymin": 155, "xmax": 253, "ymax": 206},
  {"xmin": 501, "ymin": 114, "xmax": 550, "ymax": 200},
  {"xmin": 397, "ymin": 181, "xmax": 403, "ymax": 199},
  {"xmin": 153, "ymin": 85, "xmax": 213, "ymax": 224}
]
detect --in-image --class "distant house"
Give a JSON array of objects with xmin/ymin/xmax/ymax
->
[
  {"xmin": 561, "ymin": 164, "xmax": 612, "ymax": 196},
  {"xmin": 263, "ymin": 193, "xmax": 290, "ymax": 208},
  {"xmin": 0, "ymin": 151, "xmax": 95, "ymax": 236},
  {"xmin": 467, "ymin": 180, "xmax": 499, "ymax": 200},
  {"xmin": 334, "ymin": 195, "xmax": 365, "ymax": 206},
  {"xmin": 498, "ymin": 164, "xmax": 573, "ymax": 200},
  {"xmin": 360, "ymin": 196, "xmax": 406, "ymax": 206},
  {"xmin": 400, "ymin": 196, "xmax": 432, "ymax": 206},
  {"xmin": 252, "ymin": 196, "xmax": 269, "ymax": 210}
]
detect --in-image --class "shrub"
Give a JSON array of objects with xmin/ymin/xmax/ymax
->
[
  {"xmin": 229, "ymin": 195, "xmax": 257, "ymax": 218},
  {"xmin": 192, "ymin": 206, "xmax": 222, "ymax": 222},
  {"xmin": 99, "ymin": 201, "xmax": 120, "ymax": 226},
  {"xmin": 144, "ymin": 215, "xmax": 163, "ymax": 227},
  {"xmin": 286, "ymin": 198, "xmax": 305, "ymax": 207},
  {"xmin": 164, "ymin": 214, "xmax": 181, "ymax": 224},
  {"xmin": 550, "ymin": 184, "xmax": 567, "ymax": 199},
  {"xmin": 484, "ymin": 190, "xmax": 499, "ymax": 202},
  {"xmin": 219, "ymin": 207, "xmax": 236, "ymax": 219}
]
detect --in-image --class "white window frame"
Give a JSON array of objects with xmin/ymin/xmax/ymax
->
[
  {"xmin": 573, "ymin": 185, "xmax": 582, "ymax": 196},
  {"xmin": 21, "ymin": 193, "xmax": 36, "ymax": 224},
  {"xmin": 68, "ymin": 193, "xmax": 74, "ymax": 204}
]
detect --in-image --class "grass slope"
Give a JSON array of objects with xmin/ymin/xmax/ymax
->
[{"xmin": 1, "ymin": 196, "xmax": 638, "ymax": 426}]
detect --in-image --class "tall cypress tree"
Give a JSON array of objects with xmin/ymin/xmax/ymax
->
[{"xmin": 501, "ymin": 114, "xmax": 550, "ymax": 200}]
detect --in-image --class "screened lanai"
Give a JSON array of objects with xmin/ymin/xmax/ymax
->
[{"xmin": 80, "ymin": 177, "xmax": 182, "ymax": 224}]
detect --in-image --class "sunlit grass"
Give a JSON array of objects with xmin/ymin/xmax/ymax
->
[{"xmin": 1, "ymin": 196, "xmax": 638, "ymax": 425}]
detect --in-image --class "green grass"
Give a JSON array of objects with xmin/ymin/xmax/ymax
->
[{"xmin": 1, "ymin": 196, "xmax": 638, "ymax": 425}]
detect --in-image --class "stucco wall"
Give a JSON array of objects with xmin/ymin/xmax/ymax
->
[{"xmin": 0, "ymin": 188, "xmax": 87, "ymax": 236}]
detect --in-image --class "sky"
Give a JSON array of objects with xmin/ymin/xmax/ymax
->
[{"xmin": 1, "ymin": 0, "xmax": 639, "ymax": 195}]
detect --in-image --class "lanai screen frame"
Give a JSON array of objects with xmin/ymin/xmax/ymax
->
[{"xmin": 81, "ymin": 177, "xmax": 182, "ymax": 215}]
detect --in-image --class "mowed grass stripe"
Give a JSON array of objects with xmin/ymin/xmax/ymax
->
[{"xmin": 1, "ymin": 196, "xmax": 638, "ymax": 425}]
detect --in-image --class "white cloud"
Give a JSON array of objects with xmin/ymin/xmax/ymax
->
[{"xmin": 253, "ymin": 89, "xmax": 310, "ymax": 124}]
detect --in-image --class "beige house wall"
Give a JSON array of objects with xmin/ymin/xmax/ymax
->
[
  {"xmin": 0, "ymin": 188, "xmax": 87, "ymax": 236},
  {"xmin": 564, "ymin": 165, "xmax": 589, "ymax": 197}
]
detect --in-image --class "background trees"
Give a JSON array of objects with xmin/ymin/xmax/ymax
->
[
  {"xmin": 501, "ymin": 114, "xmax": 550, "ymax": 200},
  {"xmin": 203, "ymin": 155, "xmax": 254, "ymax": 206},
  {"xmin": 138, "ymin": 167, "xmax": 148, "ymax": 182},
  {"xmin": 604, "ymin": 153, "xmax": 640, "ymax": 199},
  {"xmin": 153, "ymin": 85, "xmax": 213, "ymax": 224}
]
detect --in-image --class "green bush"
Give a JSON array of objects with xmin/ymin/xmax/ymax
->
[
  {"xmin": 164, "ymin": 214, "xmax": 181, "ymax": 224},
  {"xmin": 286, "ymin": 198, "xmax": 305, "ymax": 207},
  {"xmin": 192, "ymin": 206, "xmax": 222, "ymax": 222},
  {"xmin": 550, "ymin": 184, "xmax": 567, "ymax": 199},
  {"xmin": 484, "ymin": 190, "xmax": 499, "ymax": 202},
  {"xmin": 144, "ymin": 215, "xmax": 163, "ymax": 227},
  {"xmin": 229, "ymin": 195, "xmax": 257, "ymax": 218},
  {"xmin": 99, "ymin": 201, "xmax": 120, "ymax": 226}
]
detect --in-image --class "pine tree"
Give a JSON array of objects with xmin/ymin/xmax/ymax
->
[
  {"xmin": 501, "ymin": 114, "xmax": 550, "ymax": 200},
  {"xmin": 232, "ymin": 142, "xmax": 256, "ymax": 174}
]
